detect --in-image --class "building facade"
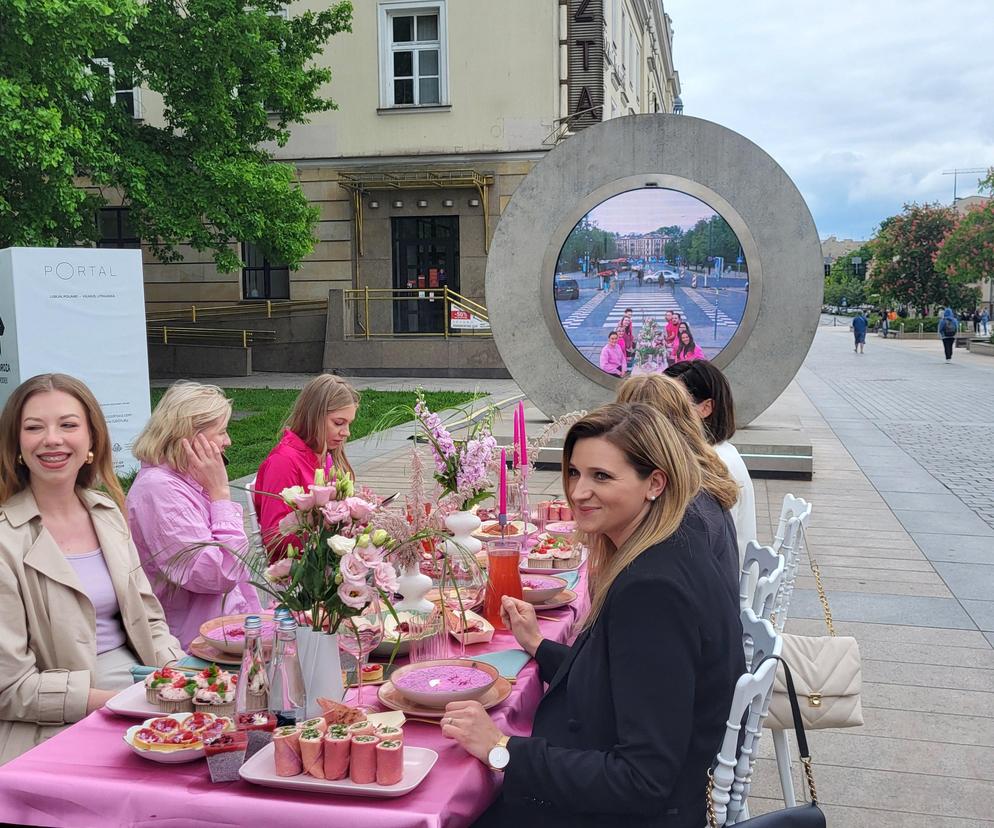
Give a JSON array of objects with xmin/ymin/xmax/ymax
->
[{"xmin": 120, "ymin": 0, "xmax": 680, "ymax": 372}]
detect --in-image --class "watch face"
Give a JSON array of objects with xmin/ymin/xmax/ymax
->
[{"xmin": 489, "ymin": 745, "xmax": 511, "ymax": 770}]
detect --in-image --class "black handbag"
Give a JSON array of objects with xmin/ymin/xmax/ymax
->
[{"xmin": 708, "ymin": 658, "xmax": 826, "ymax": 827}]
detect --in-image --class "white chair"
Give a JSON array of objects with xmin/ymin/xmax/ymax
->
[
  {"xmin": 739, "ymin": 541, "xmax": 786, "ymax": 620},
  {"xmin": 771, "ymin": 494, "xmax": 810, "ymax": 554},
  {"xmin": 741, "ymin": 606, "xmax": 780, "ymax": 673},
  {"xmin": 244, "ymin": 475, "xmax": 263, "ymax": 556},
  {"xmin": 710, "ymin": 634, "xmax": 782, "ymax": 826}
]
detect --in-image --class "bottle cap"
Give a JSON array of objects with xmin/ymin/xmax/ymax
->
[
  {"xmin": 278, "ymin": 617, "xmax": 298, "ymax": 632},
  {"xmin": 244, "ymin": 615, "xmax": 262, "ymax": 631}
]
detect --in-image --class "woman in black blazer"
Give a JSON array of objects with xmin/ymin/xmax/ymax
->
[{"xmin": 442, "ymin": 402, "xmax": 744, "ymax": 827}]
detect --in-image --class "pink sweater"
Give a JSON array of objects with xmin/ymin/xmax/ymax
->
[
  {"xmin": 126, "ymin": 463, "xmax": 261, "ymax": 649},
  {"xmin": 671, "ymin": 343, "xmax": 706, "ymax": 364},
  {"xmin": 254, "ymin": 430, "xmax": 319, "ymax": 561},
  {"xmin": 599, "ymin": 342, "xmax": 628, "ymax": 375}
]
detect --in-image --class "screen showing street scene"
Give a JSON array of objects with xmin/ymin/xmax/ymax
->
[{"xmin": 554, "ymin": 188, "xmax": 749, "ymax": 378}]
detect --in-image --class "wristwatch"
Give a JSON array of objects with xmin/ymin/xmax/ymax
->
[{"xmin": 487, "ymin": 734, "xmax": 511, "ymax": 771}]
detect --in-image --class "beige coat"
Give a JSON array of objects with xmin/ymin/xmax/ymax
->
[{"xmin": 0, "ymin": 487, "xmax": 184, "ymax": 764}]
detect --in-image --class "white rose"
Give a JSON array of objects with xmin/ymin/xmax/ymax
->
[
  {"xmin": 280, "ymin": 485, "xmax": 305, "ymax": 505},
  {"xmin": 328, "ymin": 535, "xmax": 357, "ymax": 557}
]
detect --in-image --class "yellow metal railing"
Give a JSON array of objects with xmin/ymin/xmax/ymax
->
[
  {"xmin": 147, "ymin": 326, "xmax": 278, "ymax": 348},
  {"xmin": 146, "ymin": 299, "xmax": 328, "ymax": 323},
  {"xmin": 343, "ymin": 286, "xmax": 491, "ymax": 340}
]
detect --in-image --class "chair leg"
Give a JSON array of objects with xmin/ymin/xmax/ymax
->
[{"xmin": 772, "ymin": 729, "xmax": 797, "ymax": 807}]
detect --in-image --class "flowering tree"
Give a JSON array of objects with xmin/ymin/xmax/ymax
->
[
  {"xmin": 868, "ymin": 203, "xmax": 963, "ymax": 312},
  {"xmin": 935, "ymin": 199, "xmax": 994, "ymax": 312}
]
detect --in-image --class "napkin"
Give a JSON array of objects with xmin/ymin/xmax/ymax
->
[
  {"xmin": 558, "ymin": 570, "xmax": 581, "ymax": 590},
  {"xmin": 466, "ymin": 649, "xmax": 531, "ymax": 679},
  {"xmin": 130, "ymin": 656, "xmax": 214, "ymax": 682}
]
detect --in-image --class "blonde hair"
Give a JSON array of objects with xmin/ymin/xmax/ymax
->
[
  {"xmin": 132, "ymin": 382, "xmax": 232, "ymax": 473},
  {"xmin": 617, "ymin": 374, "xmax": 739, "ymax": 511},
  {"xmin": 0, "ymin": 373, "xmax": 125, "ymax": 513},
  {"xmin": 563, "ymin": 402, "xmax": 702, "ymax": 627},
  {"xmin": 284, "ymin": 374, "xmax": 360, "ymax": 477}
]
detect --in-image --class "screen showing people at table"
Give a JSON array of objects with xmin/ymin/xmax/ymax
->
[{"xmin": 554, "ymin": 188, "xmax": 749, "ymax": 377}]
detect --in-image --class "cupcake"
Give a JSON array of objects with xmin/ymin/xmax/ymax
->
[
  {"xmin": 158, "ymin": 677, "xmax": 197, "ymax": 713},
  {"xmin": 194, "ymin": 664, "xmax": 230, "ymax": 689},
  {"xmin": 360, "ymin": 663, "xmax": 384, "ymax": 683},
  {"xmin": 527, "ymin": 549, "xmax": 554, "ymax": 569},
  {"xmin": 144, "ymin": 667, "xmax": 180, "ymax": 703},
  {"xmin": 552, "ymin": 547, "xmax": 578, "ymax": 570},
  {"xmin": 193, "ymin": 675, "xmax": 235, "ymax": 717}
]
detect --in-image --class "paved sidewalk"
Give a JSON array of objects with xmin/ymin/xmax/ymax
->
[{"xmin": 225, "ymin": 327, "xmax": 994, "ymax": 824}]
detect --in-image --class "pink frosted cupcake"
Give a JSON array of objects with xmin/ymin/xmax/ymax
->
[
  {"xmin": 144, "ymin": 667, "xmax": 180, "ymax": 704},
  {"xmin": 193, "ymin": 675, "xmax": 236, "ymax": 718},
  {"xmin": 527, "ymin": 549, "xmax": 554, "ymax": 569},
  {"xmin": 157, "ymin": 677, "xmax": 197, "ymax": 713}
]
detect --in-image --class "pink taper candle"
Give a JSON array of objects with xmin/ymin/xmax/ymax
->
[
  {"xmin": 513, "ymin": 406, "xmax": 520, "ymax": 467},
  {"xmin": 498, "ymin": 448, "xmax": 507, "ymax": 515},
  {"xmin": 518, "ymin": 402, "xmax": 528, "ymax": 467}
]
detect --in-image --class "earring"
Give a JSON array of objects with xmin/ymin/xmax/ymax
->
[
  {"xmin": 86, "ymin": 451, "xmax": 94, "ymax": 465},
  {"xmin": 16, "ymin": 454, "xmax": 23, "ymax": 466},
  {"xmin": 649, "ymin": 495, "xmax": 657, "ymax": 502}
]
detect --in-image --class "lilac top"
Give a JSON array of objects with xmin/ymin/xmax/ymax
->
[
  {"xmin": 126, "ymin": 463, "xmax": 261, "ymax": 649},
  {"xmin": 65, "ymin": 549, "xmax": 128, "ymax": 655},
  {"xmin": 599, "ymin": 342, "xmax": 627, "ymax": 376}
]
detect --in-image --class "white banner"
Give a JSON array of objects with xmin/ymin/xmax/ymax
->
[
  {"xmin": 450, "ymin": 307, "xmax": 491, "ymax": 330},
  {"xmin": 0, "ymin": 248, "xmax": 150, "ymax": 474}
]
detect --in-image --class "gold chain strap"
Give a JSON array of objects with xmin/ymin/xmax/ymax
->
[
  {"xmin": 800, "ymin": 523, "xmax": 836, "ymax": 637},
  {"xmin": 706, "ymin": 768, "xmax": 719, "ymax": 828},
  {"xmin": 801, "ymin": 756, "xmax": 819, "ymax": 804}
]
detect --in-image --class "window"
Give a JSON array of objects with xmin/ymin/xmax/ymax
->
[
  {"xmin": 632, "ymin": 42, "xmax": 640, "ymax": 96},
  {"xmin": 91, "ymin": 59, "xmax": 142, "ymax": 118},
  {"xmin": 96, "ymin": 208, "xmax": 140, "ymax": 249},
  {"xmin": 242, "ymin": 242, "xmax": 289, "ymax": 300},
  {"xmin": 620, "ymin": 8, "xmax": 626, "ymax": 68},
  {"xmin": 379, "ymin": 1, "xmax": 447, "ymax": 108}
]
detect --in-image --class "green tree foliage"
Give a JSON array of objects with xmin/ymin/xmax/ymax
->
[
  {"xmin": 868, "ymin": 203, "xmax": 968, "ymax": 313},
  {"xmin": 657, "ymin": 216, "xmax": 741, "ymax": 268},
  {"xmin": 822, "ymin": 244, "xmax": 871, "ymax": 307},
  {"xmin": 934, "ymin": 172, "xmax": 994, "ymax": 311},
  {"xmin": 557, "ymin": 217, "xmax": 617, "ymax": 271},
  {"xmin": 0, "ymin": 0, "xmax": 352, "ymax": 271}
]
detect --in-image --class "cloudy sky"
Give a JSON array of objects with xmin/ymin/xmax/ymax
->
[
  {"xmin": 665, "ymin": 0, "xmax": 994, "ymax": 241},
  {"xmin": 589, "ymin": 188, "xmax": 716, "ymax": 233}
]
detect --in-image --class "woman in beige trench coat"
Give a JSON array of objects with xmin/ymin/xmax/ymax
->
[{"xmin": 0, "ymin": 374, "xmax": 184, "ymax": 765}]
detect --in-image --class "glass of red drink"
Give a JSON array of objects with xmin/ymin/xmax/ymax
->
[{"xmin": 483, "ymin": 538, "xmax": 524, "ymax": 630}]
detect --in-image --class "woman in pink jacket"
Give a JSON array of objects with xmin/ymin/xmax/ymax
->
[
  {"xmin": 599, "ymin": 331, "xmax": 628, "ymax": 377},
  {"xmin": 254, "ymin": 375, "xmax": 359, "ymax": 561},
  {"xmin": 126, "ymin": 382, "xmax": 260, "ymax": 649},
  {"xmin": 671, "ymin": 329, "xmax": 707, "ymax": 364}
]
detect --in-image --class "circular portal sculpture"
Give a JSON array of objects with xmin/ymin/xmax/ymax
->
[{"xmin": 485, "ymin": 115, "xmax": 823, "ymax": 425}]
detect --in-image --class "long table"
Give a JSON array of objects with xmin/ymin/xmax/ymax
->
[{"xmin": 0, "ymin": 573, "xmax": 589, "ymax": 828}]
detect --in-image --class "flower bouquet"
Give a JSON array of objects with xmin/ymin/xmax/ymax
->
[{"xmin": 632, "ymin": 317, "xmax": 669, "ymax": 374}]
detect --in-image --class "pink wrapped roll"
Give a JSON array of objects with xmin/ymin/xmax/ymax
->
[
  {"xmin": 375, "ymin": 740, "xmax": 404, "ymax": 786},
  {"xmin": 346, "ymin": 720, "xmax": 374, "ymax": 737},
  {"xmin": 298, "ymin": 728, "xmax": 325, "ymax": 779},
  {"xmin": 349, "ymin": 735, "xmax": 378, "ymax": 784},
  {"xmin": 272, "ymin": 725, "xmax": 302, "ymax": 777},
  {"xmin": 295, "ymin": 717, "xmax": 327, "ymax": 735},
  {"xmin": 323, "ymin": 728, "xmax": 351, "ymax": 780},
  {"xmin": 373, "ymin": 725, "xmax": 403, "ymax": 744}
]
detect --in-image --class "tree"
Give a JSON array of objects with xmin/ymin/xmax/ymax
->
[
  {"xmin": 0, "ymin": 0, "xmax": 353, "ymax": 271},
  {"xmin": 867, "ymin": 203, "xmax": 963, "ymax": 313},
  {"xmin": 557, "ymin": 216, "xmax": 616, "ymax": 271},
  {"xmin": 934, "ymin": 174, "xmax": 994, "ymax": 312}
]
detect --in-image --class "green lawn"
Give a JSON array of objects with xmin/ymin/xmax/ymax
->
[{"xmin": 142, "ymin": 387, "xmax": 482, "ymax": 483}]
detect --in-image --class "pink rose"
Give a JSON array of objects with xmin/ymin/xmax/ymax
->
[
  {"xmin": 354, "ymin": 543, "xmax": 384, "ymax": 566},
  {"xmin": 278, "ymin": 512, "xmax": 300, "ymax": 536},
  {"xmin": 372, "ymin": 561, "xmax": 399, "ymax": 594},
  {"xmin": 344, "ymin": 496, "xmax": 375, "ymax": 523},
  {"xmin": 321, "ymin": 500, "xmax": 351, "ymax": 525},
  {"xmin": 310, "ymin": 485, "xmax": 333, "ymax": 506},
  {"xmin": 337, "ymin": 581, "xmax": 371, "ymax": 610},
  {"xmin": 339, "ymin": 551, "xmax": 369, "ymax": 582},
  {"xmin": 293, "ymin": 492, "xmax": 316, "ymax": 511},
  {"xmin": 265, "ymin": 558, "xmax": 293, "ymax": 582}
]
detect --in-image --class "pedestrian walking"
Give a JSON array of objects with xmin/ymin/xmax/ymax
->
[
  {"xmin": 851, "ymin": 311, "xmax": 868, "ymax": 353},
  {"xmin": 972, "ymin": 309, "xmax": 981, "ymax": 334},
  {"xmin": 939, "ymin": 307, "xmax": 958, "ymax": 362},
  {"xmin": 982, "ymin": 308, "xmax": 990, "ymax": 335},
  {"xmin": 881, "ymin": 311, "xmax": 890, "ymax": 339}
]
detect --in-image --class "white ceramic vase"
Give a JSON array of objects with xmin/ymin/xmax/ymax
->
[
  {"xmin": 394, "ymin": 560, "xmax": 434, "ymax": 613},
  {"xmin": 294, "ymin": 626, "xmax": 344, "ymax": 720},
  {"xmin": 444, "ymin": 510, "xmax": 483, "ymax": 559}
]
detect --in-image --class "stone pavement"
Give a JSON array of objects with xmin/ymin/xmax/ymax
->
[{"xmin": 223, "ymin": 326, "xmax": 994, "ymax": 825}]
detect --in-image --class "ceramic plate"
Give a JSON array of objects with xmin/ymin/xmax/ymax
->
[
  {"xmin": 199, "ymin": 612, "xmax": 275, "ymax": 656},
  {"xmin": 528, "ymin": 589, "xmax": 577, "ymax": 611},
  {"xmin": 543, "ymin": 520, "xmax": 576, "ymax": 536},
  {"xmin": 472, "ymin": 520, "xmax": 538, "ymax": 540},
  {"xmin": 377, "ymin": 676, "xmax": 512, "ymax": 719},
  {"xmin": 520, "ymin": 574, "xmax": 568, "ymax": 604},
  {"xmin": 107, "ymin": 680, "xmax": 176, "ymax": 719},
  {"xmin": 239, "ymin": 742, "xmax": 438, "ymax": 798},
  {"xmin": 188, "ymin": 636, "xmax": 242, "ymax": 667},
  {"xmin": 520, "ymin": 560, "xmax": 584, "ymax": 575},
  {"xmin": 122, "ymin": 712, "xmax": 221, "ymax": 764}
]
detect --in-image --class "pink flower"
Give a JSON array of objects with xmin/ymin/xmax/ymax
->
[
  {"xmin": 310, "ymin": 485, "xmax": 334, "ymax": 506},
  {"xmin": 354, "ymin": 543, "xmax": 385, "ymax": 566},
  {"xmin": 337, "ymin": 581, "xmax": 371, "ymax": 609},
  {"xmin": 340, "ymin": 550, "xmax": 369, "ymax": 582},
  {"xmin": 372, "ymin": 561, "xmax": 399, "ymax": 593},
  {"xmin": 278, "ymin": 512, "xmax": 300, "ymax": 536},
  {"xmin": 321, "ymin": 500, "xmax": 351, "ymax": 525},
  {"xmin": 344, "ymin": 496, "xmax": 375, "ymax": 523},
  {"xmin": 293, "ymin": 492, "xmax": 316, "ymax": 511},
  {"xmin": 265, "ymin": 558, "xmax": 292, "ymax": 583}
]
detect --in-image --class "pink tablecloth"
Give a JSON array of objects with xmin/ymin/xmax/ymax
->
[{"xmin": 0, "ymin": 574, "xmax": 589, "ymax": 828}]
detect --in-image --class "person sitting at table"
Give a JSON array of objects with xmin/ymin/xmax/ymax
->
[
  {"xmin": 126, "ymin": 382, "xmax": 261, "ymax": 649},
  {"xmin": 671, "ymin": 327, "xmax": 706, "ymax": 364},
  {"xmin": 598, "ymin": 330, "xmax": 627, "ymax": 377},
  {"xmin": 254, "ymin": 374, "xmax": 359, "ymax": 560},
  {"xmin": 617, "ymin": 373, "xmax": 740, "ymax": 590},
  {"xmin": 0, "ymin": 374, "xmax": 183, "ymax": 764},
  {"xmin": 441, "ymin": 403, "xmax": 744, "ymax": 828},
  {"xmin": 665, "ymin": 360, "xmax": 757, "ymax": 566}
]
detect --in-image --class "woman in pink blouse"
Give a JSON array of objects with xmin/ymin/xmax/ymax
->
[
  {"xmin": 671, "ymin": 329, "xmax": 707, "ymax": 364},
  {"xmin": 254, "ymin": 374, "xmax": 359, "ymax": 561},
  {"xmin": 598, "ymin": 331, "xmax": 628, "ymax": 377},
  {"xmin": 126, "ymin": 382, "xmax": 260, "ymax": 648}
]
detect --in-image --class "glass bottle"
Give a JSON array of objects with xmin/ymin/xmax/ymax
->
[
  {"xmin": 234, "ymin": 615, "xmax": 269, "ymax": 717},
  {"xmin": 268, "ymin": 617, "xmax": 306, "ymax": 727}
]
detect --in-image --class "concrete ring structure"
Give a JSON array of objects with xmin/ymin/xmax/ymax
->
[{"xmin": 485, "ymin": 115, "xmax": 824, "ymax": 425}]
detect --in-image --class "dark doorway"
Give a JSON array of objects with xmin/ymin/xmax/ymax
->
[{"xmin": 391, "ymin": 216, "xmax": 459, "ymax": 333}]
